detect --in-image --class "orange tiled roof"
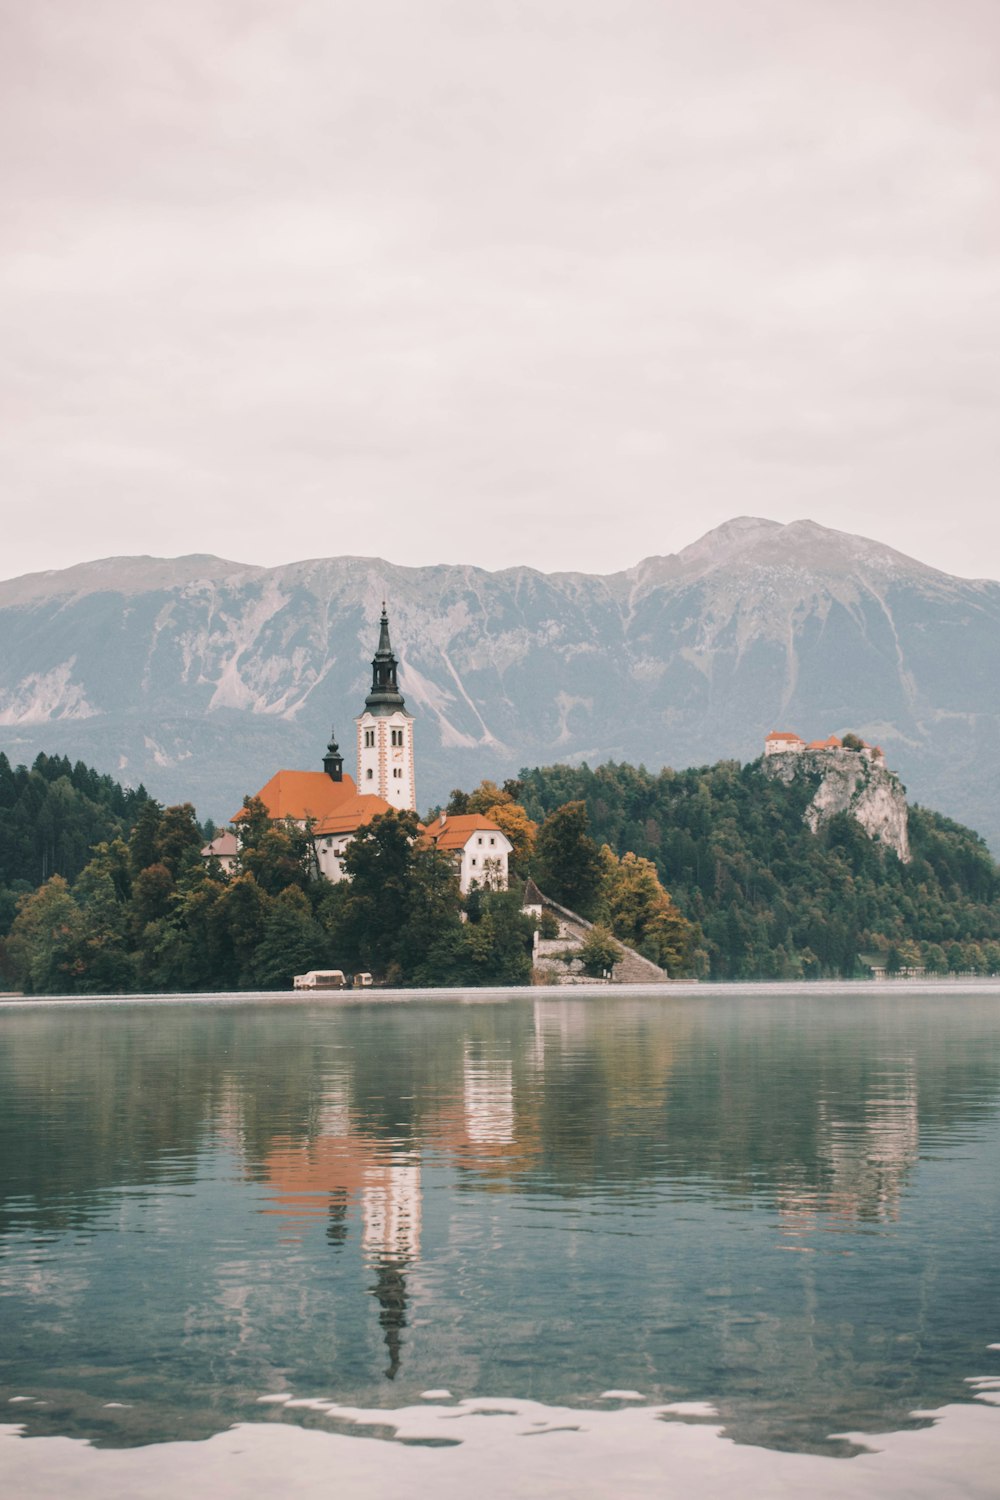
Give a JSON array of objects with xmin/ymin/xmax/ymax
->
[
  {"xmin": 312, "ymin": 794, "xmax": 396, "ymax": 836},
  {"xmin": 426, "ymin": 813, "xmax": 506, "ymax": 852},
  {"xmin": 807, "ymin": 735, "xmax": 842, "ymax": 750},
  {"xmin": 233, "ymin": 769, "xmax": 359, "ymax": 824},
  {"xmin": 766, "ymin": 730, "xmax": 803, "ymax": 741}
]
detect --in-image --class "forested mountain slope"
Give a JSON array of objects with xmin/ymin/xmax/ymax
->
[
  {"xmin": 3, "ymin": 747, "xmax": 999, "ymax": 987},
  {"xmin": 0, "ymin": 752, "xmax": 150, "ymax": 936},
  {"xmin": 518, "ymin": 759, "xmax": 1000, "ymax": 979}
]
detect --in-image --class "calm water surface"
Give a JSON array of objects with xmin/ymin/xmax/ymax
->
[{"xmin": 1, "ymin": 989, "xmax": 999, "ymax": 1495}]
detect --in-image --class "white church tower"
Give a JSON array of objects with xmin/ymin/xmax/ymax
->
[{"xmin": 356, "ymin": 605, "xmax": 416, "ymax": 811}]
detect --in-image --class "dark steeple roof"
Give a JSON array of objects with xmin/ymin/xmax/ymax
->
[
  {"xmin": 323, "ymin": 726, "xmax": 343, "ymax": 781},
  {"xmin": 364, "ymin": 603, "xmax": 410, "ymax": 717}
]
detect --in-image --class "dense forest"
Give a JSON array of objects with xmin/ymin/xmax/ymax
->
[
  {"xmin": 0, "ymin": 752, "xmax": 151, "ymax": 938},
  {"xmin": 0, "ymin": 776, "xmax": 536, "ymax": 994},
  {"xmin": 517, "ymin": 759, "xmax": 1000, "ymax": 978},
  {"xmin": 3, "ymin": 748, "xmax": 1000, "ymax": 994}
]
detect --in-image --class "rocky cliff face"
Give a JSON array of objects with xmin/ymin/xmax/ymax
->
[
  {"xmin": 762, "ymin": 749, "xmax": 911, "ymax": 862},
  {"xmin": 0, "ymin": 518, "xmax": 997, "ymax": 850}
]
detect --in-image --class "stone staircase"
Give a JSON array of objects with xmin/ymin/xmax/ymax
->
[{"xmin": 528, "ymin": 891, "xmax": 672, "ymax": 985}]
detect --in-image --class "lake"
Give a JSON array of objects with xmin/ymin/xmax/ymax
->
[{"xmin": 2, "ymin": 986, "xmax": 999, "ymax": 1497}]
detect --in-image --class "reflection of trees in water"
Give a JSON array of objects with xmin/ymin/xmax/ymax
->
[
  {"xmin": 3, "ymin": 996, "xmax": 1000, "ymax": 1455},
  {"xmin": 806, "ymin": 1069, "xmax": 919, "ymax": 1226},
  {"xmin": 3, "ymin": 997, "xmax": 1000, "ymax": 1232},
  {"xmin": 370, "ymin": 1258, "xmax": 409, "ymax": 1380}
]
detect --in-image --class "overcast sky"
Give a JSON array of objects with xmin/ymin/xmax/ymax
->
[{"xmin": 2, "ymin": 0, "xmax": 999, "ymax": 582}]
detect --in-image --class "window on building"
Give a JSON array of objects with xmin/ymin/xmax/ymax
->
[
  {"xmin": 489, "ymin": 836, "xmax": 495, "ymax": 845},
  {"xmin": 364, "ymin": 729, "xmax": 374, "ymax": 748},
  {"xmin": 390, "ymin": 728, "xmax": 404, "ymax": 747},
  {"xmin": 366, "ymin": 768, "xmax": 373, "ymax": 779},
  {"xmin": 477, "ymin": 837, "xmax": 483, "ymax": 845},
  {"xmin": 471, "ymin": 858, "xmax": 477, "ymax": 867},
  {"xmin": 393, "ymin": 767, "xmax": 402, "ymax": 778}
]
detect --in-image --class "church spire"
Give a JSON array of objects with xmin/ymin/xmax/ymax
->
[
  {"xmin": 323, "ymin": 725, "xmax": 343, "ymax": 781},
  {"xmin": 377, "ymin": 600, "xmax": 392, "ymax": 656},
  {"xmin": 357, "ymin": 600, "xmax": 415, "ymax": 809},
  {"xmin": 365, "ymin": 603, "xmax": 406, "ymax": 715}
]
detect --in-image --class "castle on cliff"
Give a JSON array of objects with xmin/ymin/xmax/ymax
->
[
  {"xmin": 765, "ymin": 731, "xmax": 885, "ymax": 763},
  {"xmin": 761, "ymin": 729, "xmax": 909, "ymax": 862}
]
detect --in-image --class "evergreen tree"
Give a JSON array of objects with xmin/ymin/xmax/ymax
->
[
  {"xmin": 254, "ymin": 887, "xmax": 330, "ymax": 989},
  {"xmin": 534, "ymin": 801, "xmax": 604, "ymax": 916},
  {"xmin": 598, "ymin": 846, "xmax": 697, "ymax": 973}
]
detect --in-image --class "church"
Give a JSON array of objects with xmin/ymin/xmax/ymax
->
[{"xmin": 235, "ymin": 606, "xmax": 512, "ymax": 892}]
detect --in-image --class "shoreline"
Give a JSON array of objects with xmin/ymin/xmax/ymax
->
[{"xmin": 3, "ymin": 977, "xmax": 1000, "ymax": 1009}]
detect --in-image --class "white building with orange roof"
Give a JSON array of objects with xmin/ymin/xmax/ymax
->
[
  {"xmin": 807, "ymin": 733, "xmax": 843, "ymax": 751},
  {"xmin": 424, "ymin": 812, "xmax": 513, "ymax": 893},
  {"xmin": 765, "ymin": 730, "xmax": 886, "ymax": 763},
  {"xmin": 764, "ymin": 730, "xmax": 805, "ymax": 756}
]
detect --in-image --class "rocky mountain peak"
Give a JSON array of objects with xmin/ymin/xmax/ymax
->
[
  {"xmin": 0, "ymin": 554, "xmax": 257, "ymax": 609},
  {"xmin": 621, "ymin": 516, "xmax": 939, "ymax": 600}
]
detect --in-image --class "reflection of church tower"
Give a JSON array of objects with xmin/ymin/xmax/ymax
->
[
  {"xmin": 363, "ymin": 1162, "xmax": 421, "ymax": 1381},
  {"xmin": 370, "ymin": 1259, "xmax": 409, "ymax": 1380},
  {"xmin": 464, "ymin": 1045, "xmax": 515, "ymax": 1144},
  {"xmin": 356, "ymin": 605, "xmax": 416, "ymax": 811}
]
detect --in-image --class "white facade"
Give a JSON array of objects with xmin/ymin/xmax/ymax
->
[
  {"xmin": 356, "ymin": 709, "xmax": 416, "ymax": 811},
  {"xmin": 764, "ymin": 732, "xmax": 804, "ymax": 756},
  {"xmin": 313, "ymin": 836, "xmax": 351, "ymax": 882},
  {"xmin": 459, "ymin": 830, "xmax": 510, "ymax": 891},
  {"xmin": 426, "ymin": 813, "xmax": 513, "ymax": 892},
  {"xmin": 362, "ymin": 1161, "xmax": 422, "ymax": 1261}
]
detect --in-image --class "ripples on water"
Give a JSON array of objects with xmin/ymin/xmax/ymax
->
[{"xmin": 1, "ymin": 990, "xmax": 999, "ymax": 1492}]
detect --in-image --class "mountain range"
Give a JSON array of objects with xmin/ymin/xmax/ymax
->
[{"xmin": 2, "ymin": 517, "xmax": 999, "ymax": 850}]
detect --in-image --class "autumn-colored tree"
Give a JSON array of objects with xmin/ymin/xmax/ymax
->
[
  {"xmin": 599, "ymin": 846, "xmax": 697, "ymax": 974},
  {"xmin": 487, "ymin": 804, "xmax": 537, "ymax": 871},
  {"xmin": 465, "ymin": 780, "xmax": 513, "ymax": 814},
  {"xmin": 6, "ymin": 876, "xmax": 85, "ymax": 994},
  {"xmin": 449, "ymin": 780, "xmax": 538, "ymax": 872}
]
